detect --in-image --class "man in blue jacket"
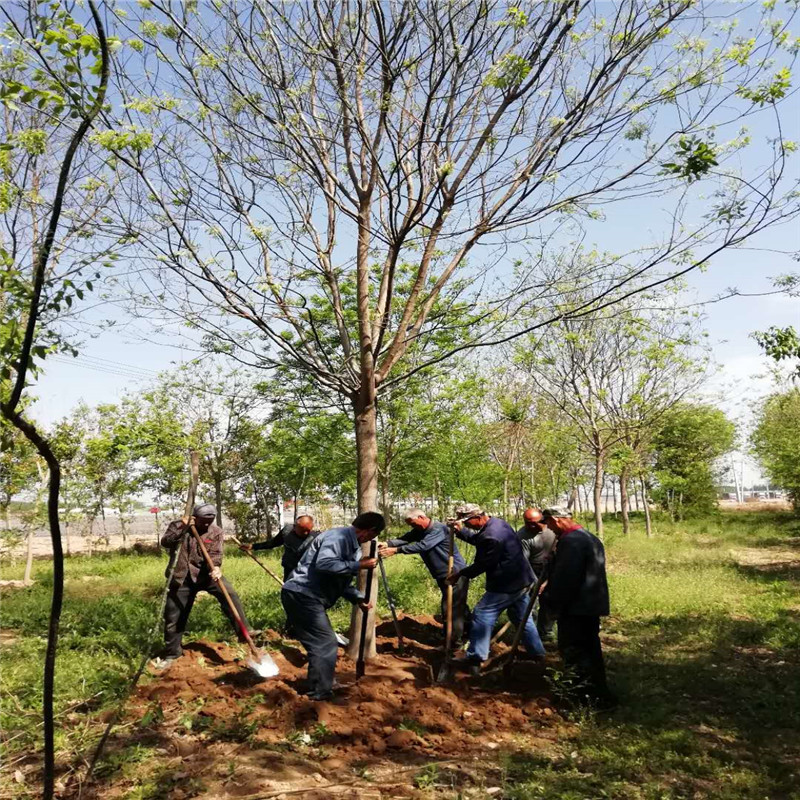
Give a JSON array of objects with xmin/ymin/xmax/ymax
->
[
  {"xmin": 539, "ymin": 507, "xmax": 616, "ymax": 708},
  {"xmin": 379, "ymin": 509, "xmax": 470, "ymax": 644},
  {"xmin": 446, "ymin": 504, "xmax": 545, "ymax": 672},
  {"xmin": 281, "ymin": 512, "xmax": 384, "ymax": 701}
]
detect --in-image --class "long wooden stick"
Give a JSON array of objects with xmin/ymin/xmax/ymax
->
[{"xmin": 231, "ymin": 536, "xmax": 284, "ymax": 587}]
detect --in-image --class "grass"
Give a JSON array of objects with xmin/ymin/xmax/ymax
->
[{"xmin": 1, "ymin": 510, "xmax": 799, "ymax": 799}]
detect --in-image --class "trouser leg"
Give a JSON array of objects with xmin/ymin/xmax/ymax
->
[
  {"xmin": 557, "ymin": 615, "xmax": 610, "ymax": 701},
  {"xmin": 536, "ymin": 603, "xmax": 555, "ymax": 639},
  {"xmin": 466, "ymin": 592, "xmax": 506, "ymax": 662},
  {"xmin": 164, "ymin": 581, "xmax": 197, "ymax": 657},
  {"xmin": 507, "ymin": 591, "xmax": 546, "ymax": 656},
  {"xmin": 204, "ymin": 577, "xmax": 250, "ymax": 641},
  {"xmin": 281, "ymin": 589, "xmax": 339, "ymax": 699}
]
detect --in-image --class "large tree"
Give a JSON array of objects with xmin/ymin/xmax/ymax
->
[{"xmin": 103, "ymin": 0, "xmax": 799, "ymax": 515}]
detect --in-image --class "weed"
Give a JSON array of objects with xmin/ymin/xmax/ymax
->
[
  {"xmin": 413, "ymin": 764, "xmax": 441, "ymax": 789},
  {"xmin": 398, "ymin": 716, "xmax": 428, "ymax": 736}
]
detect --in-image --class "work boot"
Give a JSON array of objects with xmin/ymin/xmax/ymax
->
[{"xmin": 452, "ymin": 654, "xmax": 482, "ymax": 677}]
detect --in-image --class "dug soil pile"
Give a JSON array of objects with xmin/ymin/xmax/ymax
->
[{"xmin": 83, "ymin": 614, "xmax": 566, "ymax": 799}]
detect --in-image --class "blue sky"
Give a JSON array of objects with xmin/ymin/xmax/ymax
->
[{"xmin": 25, "ymin": 1, "xmax": 800, "ymax": 486}]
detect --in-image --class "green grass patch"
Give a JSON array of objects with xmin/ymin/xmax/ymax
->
[{"xmin": 2, "ymin": 510, "xmax": 798, "ymax": 799}]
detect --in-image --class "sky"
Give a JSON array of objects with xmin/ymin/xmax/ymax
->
[{"xmin": 23, "ymin": 1, "xmax": 800, "ymax": 488}]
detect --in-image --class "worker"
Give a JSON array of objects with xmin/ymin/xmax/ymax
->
[
  {"xmin": 446, "ymin": 504, "xmax": 545, "ymax": 674},
  {"xmin": 539, "ymin": 507, "xmax": 616, "ymax": 708},
  {"xmin": 157, "ymin": 503, "xmax": 252, "ymax": 667},
  {"xmin": 281, "ymin": 512, "xmax": 385, "ymax": 701},
  {"xmin": 379, "ymin": 508, "xmax": 470, "ymax": 645},
  {"xmin": 517, "ymin": 507, "xmax": 557, "ymax": 640},
  {"xmin": 239, "ymin": 514, "xmax": 319, "ymax": 581}
]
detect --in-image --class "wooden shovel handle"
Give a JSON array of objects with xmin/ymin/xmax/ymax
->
[
  {"xmin": 188, "ymin": 525, "xmax": 259, "ymax": 660},
  {"xmin": 231, "ymin": 537, "xmax": 284, "ymax": 587}
]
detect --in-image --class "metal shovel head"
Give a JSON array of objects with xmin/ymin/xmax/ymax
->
[
  {"xmin": 335, "ymin": 632, "xmax": 349, "ymax": 647},
  {"xmin": 436, "ymin": 658, "xmax": 451, "ymax": 683},
  {"xmin": 247, "ymin": 652, "xmax": 279, "ymax": 678}
]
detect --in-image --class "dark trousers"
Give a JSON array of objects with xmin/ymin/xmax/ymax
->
[
  {"xmin": 435, "ymin": 576, "xmax": 470, "ymax": 645},
  {"xmin": 164, "ymin": 575, "xmax": 250, "ymax": 657},
  {"xmin": 536, "ymin": 603, "xmax": 556, "ymax": 639},
  {"xmin": 557, "ymin": 615, "xmax": 611, "ymax": 701},
  {"xmin": 281, "ymin": 588, "xmax": 339, "ymax": 700}
]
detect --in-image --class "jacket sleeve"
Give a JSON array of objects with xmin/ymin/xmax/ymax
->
[
  {"xmin": 253, "ymin": 530, "xmax": 285, "ymax": 551},
  {"xmin": 342, "ymin": 583, "xmax": 366, "ymax": 604},
  {"xmin": 393, "ymin": 527, "xmax": 444, "ymax": 555},
  {"xmin": 386, "ymin": 528, "xmax": 422, "ymax": 549},
  {"xmin": 459, "ymin": 537, "xmax": 498, "ymax": 580},
  {"xmin": 455, "ymin": 526, "xmax": 480, "ymax": 544},
  {"xmin": 205, "ymin": 527, "xmax": 224, "ymax": 567},
  {"xmin": 315, "ymin": 535, "xmax": 362, "ymax": 575},
  {"xmin": 541, "ymin": 537, "xmax": 584, "ymax": 617},
  {"xmin": 161, "ymin": 520, "xmax": 186, "ymax": 548}
]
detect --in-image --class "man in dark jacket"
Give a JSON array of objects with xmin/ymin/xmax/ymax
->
[
  {"xmin": 240, "ymin": 515, "xmax": 319, "ymax": 581},
  {"xmin": 159, "ymin": 503, "xmax": 251, "ymax": 665},
  {"xmin": 540, "ymin": 507, "xmax": 616, "ymax": 707},
  {"xmin": 281, "ymin": 512, "xmax": 384, "ymax": 700},
  {"xmin": 447, "ymin": 504, "xmax": 545, "ymax": 670},
  {"xmin": 517, "ymin": 507, "xmax": 557, "ymax": 640},
  {"xmin": 379, "ymin": 509, "xmax": 470, "ymax": 644}
]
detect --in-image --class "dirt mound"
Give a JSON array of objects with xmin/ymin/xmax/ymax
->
[{"xmin": 87, "ymin": 615, "xmax": 563, "ymax": 798}]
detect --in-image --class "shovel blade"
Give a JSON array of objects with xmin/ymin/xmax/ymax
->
[
  {"xmin": 435, "ymin": 659, "xmax": 451, "ymax": 683},
  {"xmin": 247, "ymin": 653, "xmax": 279, "ymax": 678}
]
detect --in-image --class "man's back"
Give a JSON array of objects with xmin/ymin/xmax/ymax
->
[
  {"xmin": 460, "ymin": 516, "xmax": 534, "ymax": 593},
  {"xmin": 544, "ymin": 527, "xmax": 609, "ymax": 617}
]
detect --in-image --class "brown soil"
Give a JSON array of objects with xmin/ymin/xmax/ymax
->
[{"xmin": 76, "ymin": 614, "xmax": 566, "ymax": 799}]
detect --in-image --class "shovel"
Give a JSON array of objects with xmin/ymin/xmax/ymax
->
[
  {"xmin": 378, "ymin": 554, "xmax": 405, "ymax": 654},
  {"xmin": 436, "ymin": 523, "xmax": 456, "ymax": 683},
  {"xmin": 188, "ymin": 524, "xmax": 279, "ymax": 678}
]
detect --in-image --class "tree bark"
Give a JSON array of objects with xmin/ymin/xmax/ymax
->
[
  {"xmin": 620, "ymin": 468, "xmax": 630, "ymax": 535},
  {"xmin": 641, "ymin": 476, "xmax": 653, "ymax": 537},
  {"xmin": 593, "ymin": 448, "xmax": 604, "ymax": 539},
  {"xmin": 214, "ymin": 471, "xmax": 223, "ymax": 528},
  {"xmin": 346, "ymin": 390, "xmax": 380, "ymax": 662}
]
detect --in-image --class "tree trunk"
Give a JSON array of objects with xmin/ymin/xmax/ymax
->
[
  {"xmin": 620, "ymin": 468, "xmax": 630, "ymax": 536},
  {"xmin": 23, "ymin": 528, "xmax": 34, "ymax": 584},
  {"xmin": 502, "ymin": 474, "xmax": 509, "ymax": 520},
  {"xmin": 641, "ymin": 477, "xmax": 653, "ymax": 537},
  {"xmin": 633, "ymin": 482, "xmax": 640, "ymax": 513},
  {"xmin": 346, "ymin": 390, "xmax": 380, "ymax": 662},
  {"xmin": 567, "ymin": 485, "xmax": 578, "ymax": 512},
  {"xmin": 593, "ymin": 449, "xmax": 604, "ymax": 539},
  {"xmin": 214, "ymin": 471, "xmax": 223, "ymax": 528}
]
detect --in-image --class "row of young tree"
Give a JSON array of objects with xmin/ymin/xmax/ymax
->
[{"xmin": 3, "ymin": 288, "xmax": 746, "ymax": 551}]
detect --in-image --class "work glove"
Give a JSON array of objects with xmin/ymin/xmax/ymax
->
[{"xmin": 210, "ymin": 566, "xmax": 222, "ymax": 581}]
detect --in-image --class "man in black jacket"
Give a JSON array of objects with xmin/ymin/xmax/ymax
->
[
  {"xmin": 447, "ymin": 504, "xmax": 545, "ymax": 671},
  {"xmin": 239, "ymin": 515, "xmax": 320, "ymax": 581},
  {"xmin": 379, "ymin": 509, "xmax": 470, "ymax": 644},
  {"xmin": 540, "ymin": 507, "xmax": 616, "ymax": 707}
]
